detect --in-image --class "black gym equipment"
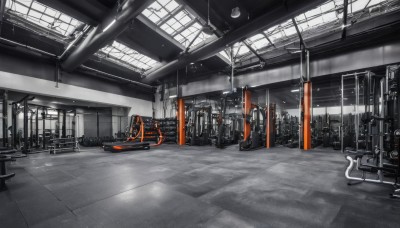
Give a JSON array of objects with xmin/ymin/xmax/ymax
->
[
  {"xmin": 186, "ymin": 105, "xmax": 212, "ymax": 146},
  {"xmin": 215, "ymin": 91, "xmax": 242, "ymax": 149},
  {"xmin": 344, "ymin": 65, "xmax": 400, "ymax": 198},
  {"xmin": 239, "ymin": 87, "xmax": 266, "ymax": 151}
]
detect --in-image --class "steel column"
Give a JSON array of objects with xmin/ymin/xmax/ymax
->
[
  {"xmin": 12, "ymin": 103, "xmax": 16, "ymax": 149},
  {"xmin": 2, "ymin": 90, "xmax": 7, "ymax": 147},
  {"xmin": 23, "ymin": 98, "xmax": 28, "ymax": 154},
  {"xmin": 62, "ymin": 109, "xmax": 67, "ymax": 138},
  {"xmin": 355, "ymin": 75, "xmax": 359, "ymax": 151},
  {"xmin": 266, "ymin": 89, "xmax": 270, "ymax": 149},
  {"xmin": 341, "ymin": 75, "xmax": 344, "ymax": 152},
  {"xmin": 35, "ymin": 107, "xmax": 39, "ymax": 148},
  {"xmin": 42, "ymin": 108, "xmax": 46, "ymax": 149}
]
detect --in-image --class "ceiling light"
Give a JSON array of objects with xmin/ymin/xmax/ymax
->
[
  {"xmin": 103, "ymin": 19, "xmax": 116, "ymax": 32},
  {"xmin": 317, "ymin": 104, "xmax": 320, "ymax": 107},
  {"xmin": 223, "ymin": 91, "xmax": 230, "ymax": 94},
  {"xmin": 169, "ymin": 95, "xmax": 177, "ymax": 98},
  {"xmin": 291, "ymin": 89, "xmax": 300, "ymax": 93},
  {"xmin": 231, "ymin": 7, "xmax": 241, "ymax": 18}
]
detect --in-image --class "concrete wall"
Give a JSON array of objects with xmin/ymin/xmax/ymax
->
[{"xmin": 181, "ymin": 39, "xmax": 400, "ymax": 97}]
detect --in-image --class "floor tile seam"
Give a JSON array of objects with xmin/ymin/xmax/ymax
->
[{"xmin": 70, "ymin": 180, "xmax": 158, "ymax": 212}]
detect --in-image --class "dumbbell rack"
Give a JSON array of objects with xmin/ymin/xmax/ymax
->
[{"xmin": 156, "ymin": 118, "xmax": 177, "ymax": 144}]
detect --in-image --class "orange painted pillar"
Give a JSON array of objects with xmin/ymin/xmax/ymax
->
[
  {"xmin": 303, "ymin": 82, "xmax": 312, "ymax": 150},
  {"xmin": 243, "ymin": 89, "xmax": 252, "ymax": 141},
  {"xmin": 178, "ymin": 98, "xmax": 186, "ymax": 145}
]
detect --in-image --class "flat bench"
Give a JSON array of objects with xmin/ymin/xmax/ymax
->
[{"xmin": 0, "ymin": 156, "xmax": 16, "ymax": 191}]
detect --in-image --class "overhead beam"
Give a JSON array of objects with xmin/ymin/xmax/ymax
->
[
  {"xmin": 242, "ymin": 41, "xmax": 266, "ymax": 64},
  {"xmin": 292, "ymin": 18, "xmax": 307, "ymax": 48},
  {"xmin": 342, "ymin": 0, "xmax": 349, "ymax": 40},
  {"xmin": 136, "ymin": 15, "xmax": 184, "ymax": 51},
  {"xmin": 61, "ymin": 0, "xmax": 153, "ymax": 72},
  {"xmin": 177, "ymin": 0, "xmax": 224, "ymax": 37},
  {"xmin": 142, "ymin": 0, "xmax": 326, "ymax": 83},
  {"xmin": 37, "ymin": 0, "xmax": 102, "ymax": 25},
  {"xmin": 0, "ymin": 0, "xmax": 6, "ymax": 33}
]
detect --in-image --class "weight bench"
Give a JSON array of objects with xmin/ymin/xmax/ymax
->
[
  {"xmin": 0, "ymin": 155, "xmax": 16, "ymax": 191},
  {"xmin": 0, "ymin": 149, "xmax": 17, "ymax": 155}
]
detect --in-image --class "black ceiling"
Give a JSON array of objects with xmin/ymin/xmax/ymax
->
[{"xmin": 1, "ymin": 0, "xmax": 400, "ymax": 88}]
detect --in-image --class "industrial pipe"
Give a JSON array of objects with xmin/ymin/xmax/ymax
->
[
  {"xmin": 61, "ymin": 0, "xmax": 151, "ymax": 71},
  {"xmin": 80, "ymin": 65, "xmax": 154, "ymax": 89}
]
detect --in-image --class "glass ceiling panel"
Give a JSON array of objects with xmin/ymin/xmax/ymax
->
[
  {"xmin": 142, "ymin": 0, "xmax": 180, "ymax": 25},
  {"xmin": 232, "ymin": 0, "xmax": 398, "ymax": 64},
  {"xmin": 6, "ymin": 0, "xmax": 83, "ymax": 36},
  {"xmin": 173, "ymin": 22, "xmax": 211, "ymax": 47},
  {"xmin": 142, "ymin": 0, "xmax": 216, "ymax": 49},
  {"xmin": 219, "ymin": 50, "xmax": 230, "ymax": 62},
  {"xmin": 101, "ymin": 41, "xmax": 158, "ymax": 71},
  {"xmin": 159, "ymin": 9, "xmax": 193, "ymax": 36}
]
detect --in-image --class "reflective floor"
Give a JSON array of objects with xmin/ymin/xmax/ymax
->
[{"xmin": 1, "ymin": 145, "xmax": 399, "ymax": 227}]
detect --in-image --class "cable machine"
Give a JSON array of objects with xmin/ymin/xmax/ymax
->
[
  {"xmin": 239, "ymin": 87, "xmax": 266, "ymax": 151},
  {"xmin": 344, "ymin": 66, "xmax": 400, "ymax": 197},
  {"xmin": 186, "ymin": 105, "xmax": 212, "ymax": 146}
]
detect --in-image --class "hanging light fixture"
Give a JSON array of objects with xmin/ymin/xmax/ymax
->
[{"xmin": 231, "ymin": 6, "xmax": 241, "ymax": 18}]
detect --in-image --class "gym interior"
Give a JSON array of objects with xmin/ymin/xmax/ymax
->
[{"xmin": 1, "ymin": 0, "xmax": 400, "ymax": 227}]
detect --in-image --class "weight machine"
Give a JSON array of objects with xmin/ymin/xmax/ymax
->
[
  {"xmin": 186, "ymin": 105, "xmax": 212, "ymax": 146},
  {"xmin": 239, "ymin": 87, "xmax": 266, "ymax": 151},
  {"xmin": 215, "ymin": 91, "xmax": 242, "ymax": 149},
  {"xmin": 344, "ymin": 66, "xmax": 400, "ymax": 197}
]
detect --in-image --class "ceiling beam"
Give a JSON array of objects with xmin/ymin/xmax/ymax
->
[
  {"xmin": 292, "ymin": 18, "xmax": 307, "ymax": 48},
  {"xmin": 142, "ymin": 0, "xmax": 326, "ymax": 83},
  {"xmin": 36, "ymin": 0, "xmax": 102, "ymax": 25},
  {"xmin": 136, "ymin": 15, "xmax": 185, "ymax": 51},
  {"xmin": 61, "ymin": 0, "xmax": 153, "ymax": 72},
  {"xmin": 0, "ymin": 0, "xmax": 6, "ymax": 33},
  {"xmin": 177, "ymin": 0, "xmax": 224, "ymax": 37},
  {"xmin": 242, "ymin": 40, "xmax": 266, "ymax": 64}
]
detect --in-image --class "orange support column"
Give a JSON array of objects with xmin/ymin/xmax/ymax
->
[
  {"xmin": 177, "ymin": 98, "xmax": 186, "ymax": 145},
  {"xmin": 243, "ymin": 89, "xmax": 252, "ymax": 142},
  {"xmin": 303, "ymin": 82, "xmax": 312, "ymax": 150}
]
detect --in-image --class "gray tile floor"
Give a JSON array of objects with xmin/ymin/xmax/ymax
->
[{"xmin": 1, "ymin": 145, "xmax": 400, "ymax": 227}]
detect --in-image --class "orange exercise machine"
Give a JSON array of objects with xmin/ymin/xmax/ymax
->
[{"xmin": 103, "ymin": 115, "xmax": 163, "ymax": 152}]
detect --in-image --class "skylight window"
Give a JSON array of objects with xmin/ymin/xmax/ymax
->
[
  {"xmin": 6, "ymin": 0, "xmax": 83, "ymax": 36},
  {"xmin": 246, "ymin": 34, "xmax": 270, "ymax": 51},
  {"xmin": 232, "ymin": 43, "xmax": 250, "ymax": 57},
  {"xmin": 142, "ymin": 0, "xmax": 216, "ymax": 49},
  {"xmin": 264, "ymin": 20, "xmax": 297, "ymax": 44},
  {"xmin": 216, "ymin": 0, "xmax": 398, "ymax": 65},
  {"xmin": 141, "ymin": 0, "xmax": 180, "ymax": 25},
  {"xmin": 174, "ymin": 22, "xmax": 210, "ymax": 47},
  {"xmin": 101, "ymin": 41, "xmax": 158, "ymax": 71},
  {"xmin": 160, "ymin": 10, "xmax": 193, "ymax": 36},
  {"xmin": 219, "ymin": 51, "xmax": 231, "ymax": 61}
]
